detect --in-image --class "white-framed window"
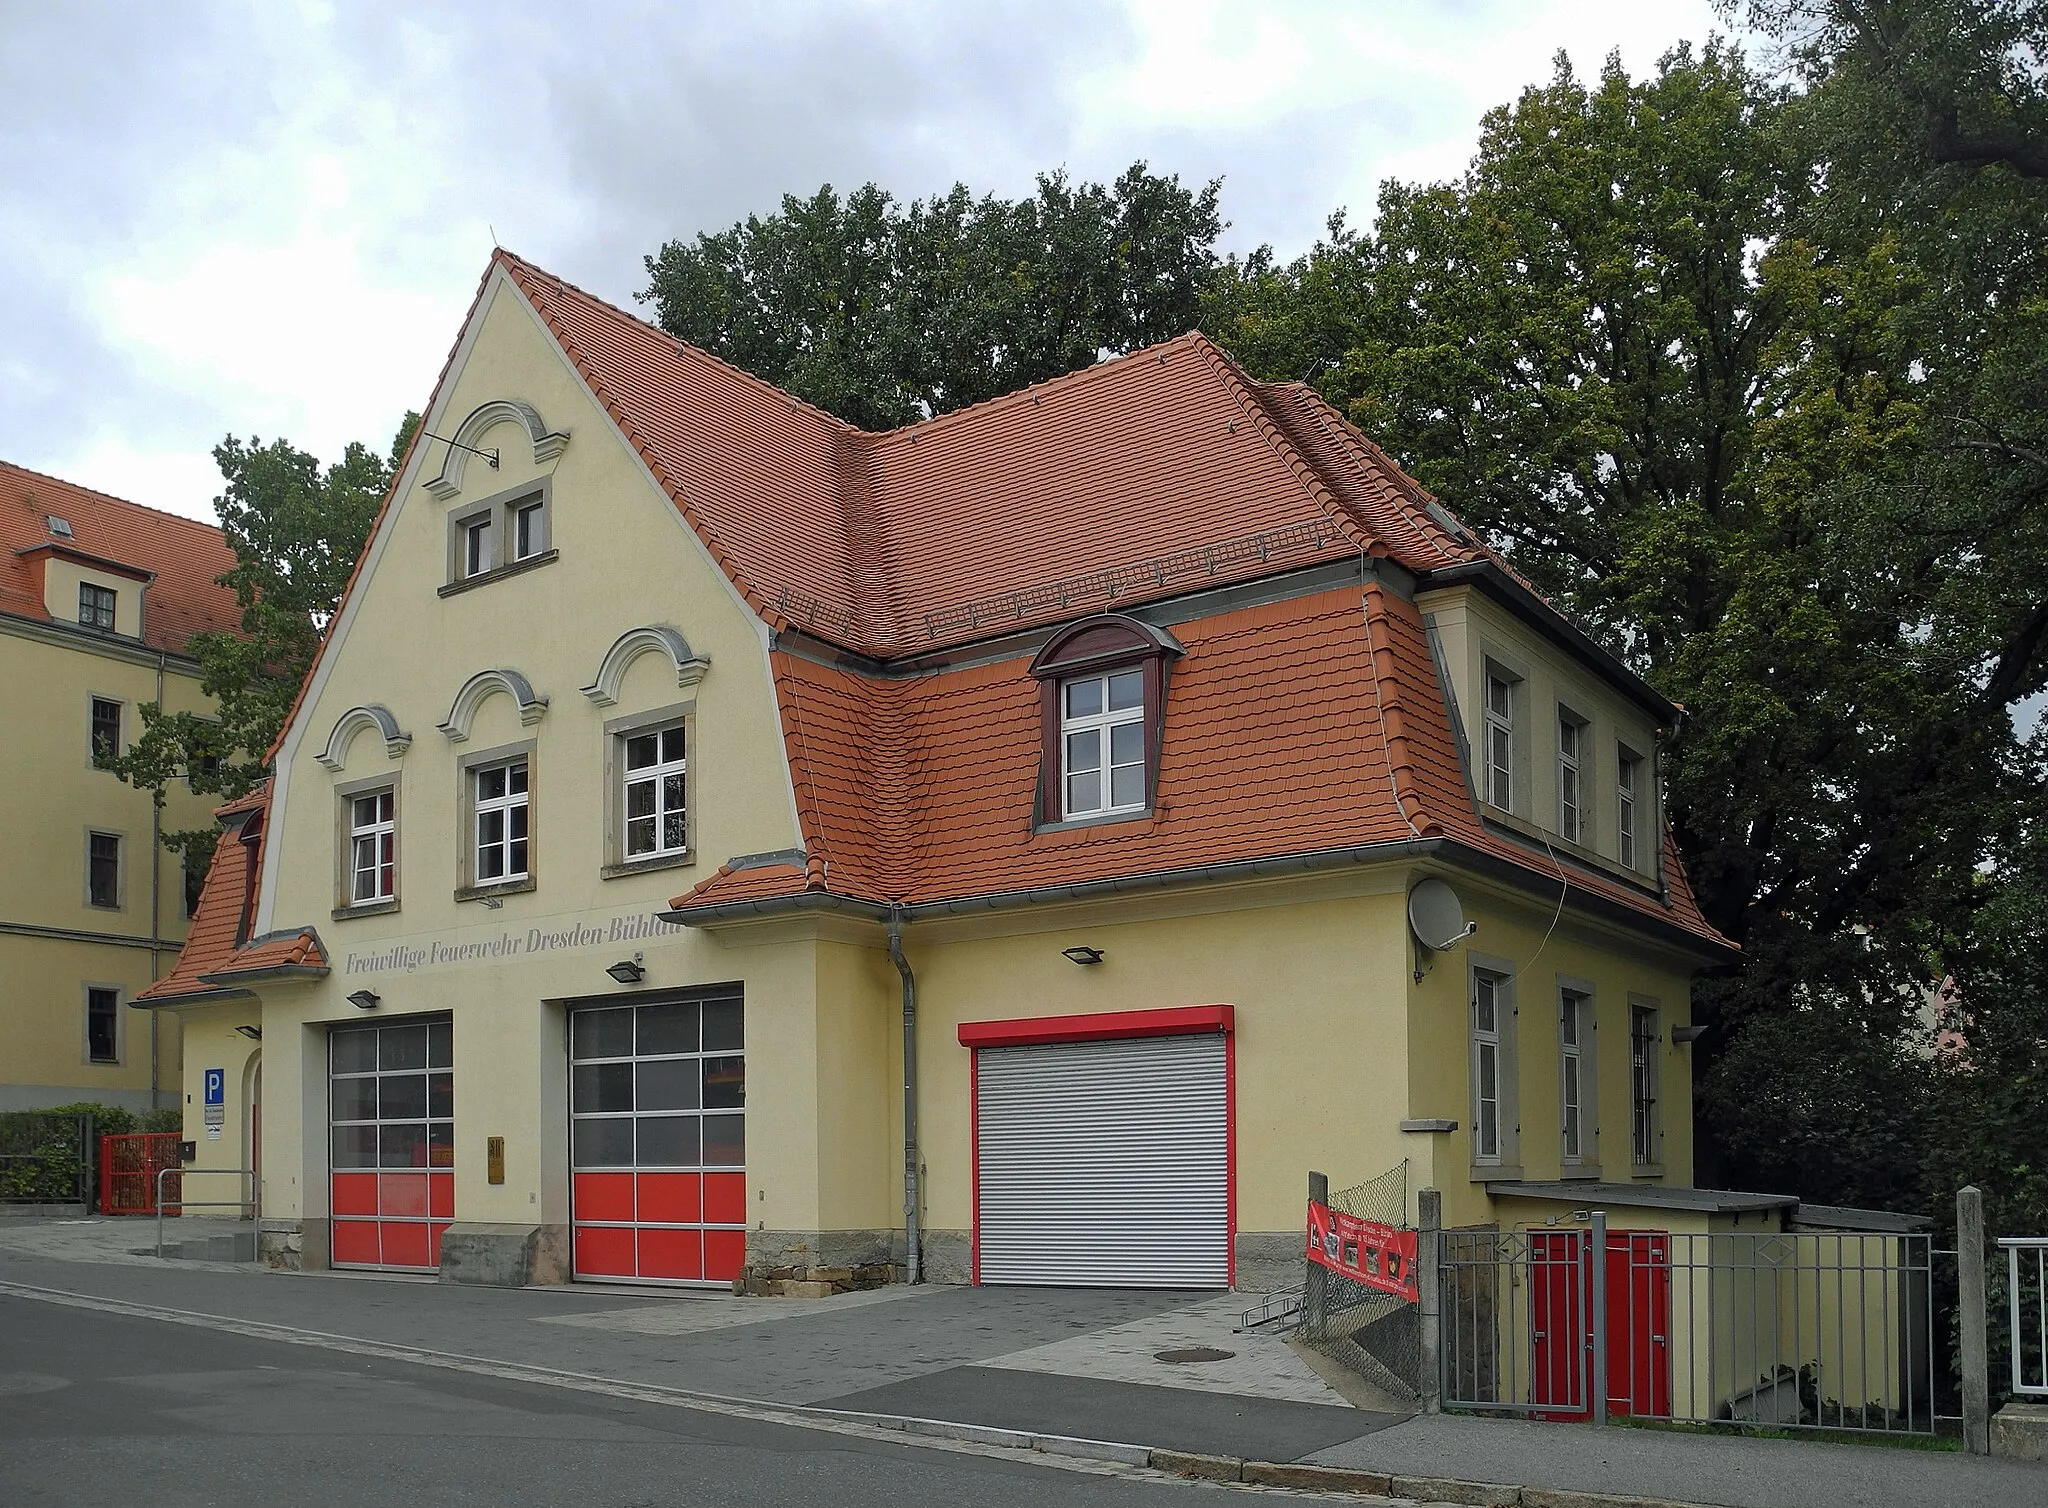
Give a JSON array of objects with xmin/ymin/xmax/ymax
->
[
  {"xmin": 349, "ymin": 788, "xmax": 397, "ymax": 904},
  {"xmin": 78, "ymin": 581, "xmax": 116, "ymax": 631},
  {"xmin": 1484, "ymin": 672, "xmax": 1515, "ymax": 811},
  {"xmin": 90, "ymin": 696, "xmax": 122, "ymax": 767},
  {"xmin": 1557, "ymin": 710, "xmax": 1585, "ymax": 844},
  {"xmin": 1630, "ymin": 1001, "xmax": 1660, "ymax": 1166},
  {"xmin": 1061, "ymin": 667, "xmax": 1147, "ymax": 819},
  {"xmin": 474, "ymin": 758, "xmax": 530, "ymax": 883},
  {"xmin": 513, "ymin": 496, "xmax": 547, "ymax": 562},
  {"xmin": 86, "ymin": 986, "xmax": 120, "ymax": 1064},
  {"xmin": 1618, "ymin": 748, "xmax": 1643, "ymax": 871},
  {"xmin": 1559, "ymin": 985, "xmax": 1593, "ymax": 1165},
  {"xmin": 462, "ymin": 513, "xmax": 493, "ymax": 579},
  {"xmin": 623, "ymin": 723, "xmax": 687, "ymax": 861},
  {"xmin": 1472, "ymin": 969, "xmax": 1508, "ymax": 1163}
]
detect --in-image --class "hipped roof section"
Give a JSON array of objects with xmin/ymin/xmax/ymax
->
[{"xmin": 498, "ymin": 251, "xmax": 1485, "ymax": 659}]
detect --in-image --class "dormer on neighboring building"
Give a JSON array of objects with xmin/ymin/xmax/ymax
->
[{"xmin": 16, "ymin": 540, "xmax": 155, "ymax": 640}]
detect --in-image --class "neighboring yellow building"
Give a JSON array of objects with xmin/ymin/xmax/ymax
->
[
  {"xmin": 144, "ymin": 252, "xmax": 1742, "ymax": 1298},
  {"xmin": 1, "ymin": 462, "xmax": 239, "ymax": 1114}
]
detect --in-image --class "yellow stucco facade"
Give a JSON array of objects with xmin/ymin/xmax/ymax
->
[
  {"xmin": 162, "ymin": 260, "xmax": 1729, "ymax": 1296},
  {"xmin": 1, "ymin": 586, "xmax": 214, "ymax": 1113}
]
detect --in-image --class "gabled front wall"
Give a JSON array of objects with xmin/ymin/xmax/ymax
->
[{"xmin": 233, "ymin": 270, "xmax": 818, "ymax": 1264}]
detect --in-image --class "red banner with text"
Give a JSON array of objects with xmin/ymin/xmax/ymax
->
[{"xmin": 1306, "ymin": 1200, "xmax": 1418, "ymax": 1302}]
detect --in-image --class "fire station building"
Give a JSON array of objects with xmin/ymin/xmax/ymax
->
[{"xmin": 140, "ymin": 251, "xmax": 1734, "ymax": 1292}]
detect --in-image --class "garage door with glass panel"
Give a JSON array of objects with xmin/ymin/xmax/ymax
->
[
  {"xmin": 329, "ymin": 1018, "xmax": 453, "ymax": 1271},
  {"xmin": 570, "ymin": 987, "xmax": 745, "ymax": 1285},
  {"xmin": 962, "ymin": 1006, "xmax": 1234, "ymax": 1289}
]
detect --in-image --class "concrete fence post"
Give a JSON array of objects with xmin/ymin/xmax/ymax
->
[
  {"xmin": 1417, "ymin": 1187, "xmax": 1442, "ymax": 1412},
  {"xmin": 1959, "ymin": 1185, "xmax": 1990, "ymax": 1456},
  {"xmin": 1305, "ymin": 1170, "xmax": 1329, "ymax": 1340}
]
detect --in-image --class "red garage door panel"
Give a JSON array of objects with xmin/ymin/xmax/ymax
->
[
  {"xmin": 330, "ymin": 1019, "xmax": 453, "ymax": 1273},
  {"xmin": 570, "ymin": 992, "xmax": 745, "ymax": 1287}
]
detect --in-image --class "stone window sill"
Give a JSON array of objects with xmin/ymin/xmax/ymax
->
[
  {"xmin": 600, "ymin": 852, "xmax": 694, "ymax": 881},
  {"xmin": 332, "ymin": 899, "xmax": 400, "ymax": 922},
  {"xmin": 455, "ymin": 877, "xmax": 536, "ymax": 904},
  {"xmin": 438, "ymin": 549, "xmax": 559, "ymax": 599}
]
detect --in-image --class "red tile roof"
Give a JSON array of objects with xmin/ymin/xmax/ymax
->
[
  {"xmin": 136, "ymin": 783, "xmax": 326, "ymax": 1006},
  {"xmin": 0, "ymin": 460, "xmax": 239, "ymax": 654}
]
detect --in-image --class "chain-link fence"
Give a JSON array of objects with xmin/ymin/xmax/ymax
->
[{"xmin": 1298, "ymin": 1162, "xmax": 1423, "ymax": 1399}]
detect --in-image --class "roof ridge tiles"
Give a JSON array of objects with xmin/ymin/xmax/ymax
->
[{"xmin": 862, "ymin": 332, "xmax": 1208, "ymax": 443}]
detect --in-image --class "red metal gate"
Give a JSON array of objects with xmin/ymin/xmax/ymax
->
[
  {"xmin": 99, "ymin": 1134, "xmax": 183, "ymax": 1215},
  {"xmin": 1531, "ymin": 1228, "xmax": 1673, "ymax": 1420}
]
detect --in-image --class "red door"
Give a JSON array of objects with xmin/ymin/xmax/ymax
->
[
  {"xmin": 1529, "ymin": 1228, "xmax": 1672, "ymax": 1420},
  {"xmin": 329, "ymin": 1019, "xmax": 453, "ymax": 1271}
]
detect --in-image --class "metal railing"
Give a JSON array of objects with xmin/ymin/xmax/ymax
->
[
  {"xmin": 155, "ymin": 1166, "xmax": 257, "ymax": 1259},
  {"xmin": 1441, "ymin": 1212, "xmax": 1941, "ymax": 1436},
  {"xmin": 1999, "ymin": 1237, "xmax": 2048, "ymax": 1397}
]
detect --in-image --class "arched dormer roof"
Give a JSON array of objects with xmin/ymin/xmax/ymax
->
[
  {"xmin": 315, "ymin": 705, "xmax": 412, "ymax": 771},
  {"xmin": 423, "ymin": 399, "xmax": 570, "ymax": 501},
  {"xmin": 580, "ymin": 625, "xmax": 711, "ymax": 707},
  {"xmin": 437, "ymin": 668, "xmax": 548, "ymax": 742},
  {"xmin": 1028, "ymin": 613, "xmax": 1183, "ymax": 679}
]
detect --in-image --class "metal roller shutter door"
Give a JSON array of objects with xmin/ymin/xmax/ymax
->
[{"xmin": 975, "ymin": 1032, "xmax": 1229, "ymax": 1288}]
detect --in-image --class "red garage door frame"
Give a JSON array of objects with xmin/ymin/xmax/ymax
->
[{"xmin": 958, "ymin": 1004, "xmax": 1236, "ymax": 1287}]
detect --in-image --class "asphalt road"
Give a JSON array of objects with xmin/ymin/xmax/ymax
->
[{"xmin": 0, "ymin": 1297, "xmax": 1206, "ymax": 1508}]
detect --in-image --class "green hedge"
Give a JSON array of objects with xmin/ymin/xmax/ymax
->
[{"xmin": 0, "ymin": 1103, "xmax": 180, "ymax": 1202}]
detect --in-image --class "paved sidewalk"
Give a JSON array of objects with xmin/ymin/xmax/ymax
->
[{"xmin": 4, "ymin": 1222, "xmax": 2043, "ymax": 1507}]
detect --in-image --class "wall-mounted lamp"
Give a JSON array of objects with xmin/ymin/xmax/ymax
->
[
  {"xmin": 1061, "ymin": 946, "xmax": 1105, "ymax": 966},
  {"xmin": 605, "ymin": 953, "xmax": 645, "ymax": 985},
  {"xmin": 347, "ymin": 989, "xmax": 381, "ymax": 1011},
  {"xmin": 234, "ymin": 1024, "xmax": 262, "ymax": 1041},
  {"xmin": 1672, "ymin": 1024, "xmax": 1709, "ymax": 1045}
]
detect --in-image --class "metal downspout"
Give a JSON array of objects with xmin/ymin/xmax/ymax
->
[
  {"xmin": 887, "ymin": 907, "xmax": 922, "ymax": 1284},
  {"xmin": 149, "ymin": 650, "xmax": 165, "ymax": 1111}
]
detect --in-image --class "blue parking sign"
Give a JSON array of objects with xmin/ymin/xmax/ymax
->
[{"xmin": 204, "ymin": 1068, "xmax": 225, "ymax": 1106}]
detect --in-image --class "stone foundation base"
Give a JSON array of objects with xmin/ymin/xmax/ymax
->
[
  {"xmin": 918, "ymin": 1229, "xmax": 971, "ymax": 1285},
  {"xmin": 1993, "ymin": 1401, "xmax": 2048, "ymax": 1462},
  {"xmin": 733, "ymin": 1262, "xmax": 903, "ymax": 1297},
  {"xmin": 260, "ymin": 1217, "xmax": 326, "ymax": 1271},
  {"xmin": 1234, "ymin": 1231, "xmax": 1304, "ymax": 1295},
  {"xmin": 439, "ymin": 1222, "xmax": 569, "ymax": 1286}
]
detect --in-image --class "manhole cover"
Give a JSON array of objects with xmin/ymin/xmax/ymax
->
[{"xmin": 1155, "ymin": 1346, "xmax": 1235, "ymax": 1364}]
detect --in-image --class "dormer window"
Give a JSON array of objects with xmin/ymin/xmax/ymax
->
[
  {"xmin": 1028, "ymin": 614, "xmax": 1182, "ymax": 827},
  {"xmin": 78, "ymin": 582, "xmax": 116, "ymax": 631}
]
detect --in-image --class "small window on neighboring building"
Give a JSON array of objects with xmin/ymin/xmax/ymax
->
[
  {"xmin": 1560, "ymin": 986, "xmax": 1593, "ymax": 1165},
  {"xmin": 1061, "ymin": 669, "xmax": 1147, "ymax": 819},
  {"xmin": 1484, "ymin": 671, "xmax": 1516, "ymax": 811},
  {"xmin": 1472, "ymin": 970, "xmax": 1508, "ymax": 1163},
  {"xmin": 622, "ymin": 723, "xmax": 687, "ymax": 861},
  {"xmin": 79, "ymin": 582, "xmax": 116, "ymax": 631},
  {"xmin": 90, "ymin": 697, "xmax": 122, "ymax": 766},
  {"xmin": 87, "ymin": 832, "xmax": 121, "ymax": 909},
  {"xmin": 349, "ymin": 788, "xmax": 397, "ymax": 905},
  {"xmin": 1617, "ymin": 748, "xmax": 1643, "ymax": 871},
  {"xmin": 86, "ymin": 987, "xmax": 120, "ymax": 1064},
  {"xmin": 462, "ymin": 514, "xmax": 493, "ymax": 579},
  {"xmin": 512, "ymin": 496, "xmax": 547, "ymax": 562},
  {"xmin": 473, "ymin": 758, "xmax": 530, "ymax": 884},
  {"xmin": 1631, "ymin": 1002, "xmax": 1660, "ymax": 1166},
  {"xmin": 1557, "ymin": 709, "xmax": 1586, "ymax": 845}
]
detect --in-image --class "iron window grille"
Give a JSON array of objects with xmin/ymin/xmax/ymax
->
[
  {"xmin": 1630, "ymin": 1004, "xmax": 1660, "ymax": 1165},
  {"xmin": 87, "ymin": 832, "xmax": 121, "ymax": 909}
]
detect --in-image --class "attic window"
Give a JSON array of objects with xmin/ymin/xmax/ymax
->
[
  {"xmin": 47, "ymin": 516, "xmax": 74, "ymax": 539},
  {"xmin": 1028, "ymin": 614, "xmax": 1183, "ymax": 827}
]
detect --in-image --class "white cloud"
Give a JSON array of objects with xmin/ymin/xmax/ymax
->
[{"xmin": 0, "ymin": 0, "xmax": 1730, "ymax": 523}]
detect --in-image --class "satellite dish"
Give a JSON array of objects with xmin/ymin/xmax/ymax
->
[{"xmin": 1408, "ymin": 879, "xmax": 1475, "ymax": 951}]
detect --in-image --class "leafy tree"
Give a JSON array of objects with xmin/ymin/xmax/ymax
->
[
  {"xmin": 641, "ymin": 163, "xmax": 1224, "ymax": 427},
  {"xmin": 109, "ymin": 415, "xmax": 418, "ymax": 856},
  {"xmin": 1203, "ymin": 38, "xmax": 2047, "ymax": 1207}
]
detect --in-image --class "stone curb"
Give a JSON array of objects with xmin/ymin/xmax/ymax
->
[{"xmin": 1145, "ymin": 1452, "xmax": 1715, "ymax": 1508}]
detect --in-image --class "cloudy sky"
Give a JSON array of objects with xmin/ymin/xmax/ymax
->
[{"xmin": 2, "ymin": 0, "xmax": 1725, "ymax": 522}]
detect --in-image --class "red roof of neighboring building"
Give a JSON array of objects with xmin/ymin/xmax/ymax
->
[
  {"xmin": 136, "ymin": 783, "xmax": 326, "ymax": 1006},
  {"xmin": 0, "ymin": 460, "xmax": 239, "ymax": 654}
]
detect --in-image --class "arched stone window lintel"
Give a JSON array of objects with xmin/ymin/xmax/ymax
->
[
  {"xmin": 316, "ymin": 705, "xmax": 412, "ymax": 771},
  {"xmin": 438, "ymin": 668, "xmax": 549, "ymax": 743},
  {"xmin": 423, "ymin": 399, "xmax": 571, "ymax": 501},
  {"xmin": 580, "ymin": 625, "xmax": 711, "ymax": 708}
]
